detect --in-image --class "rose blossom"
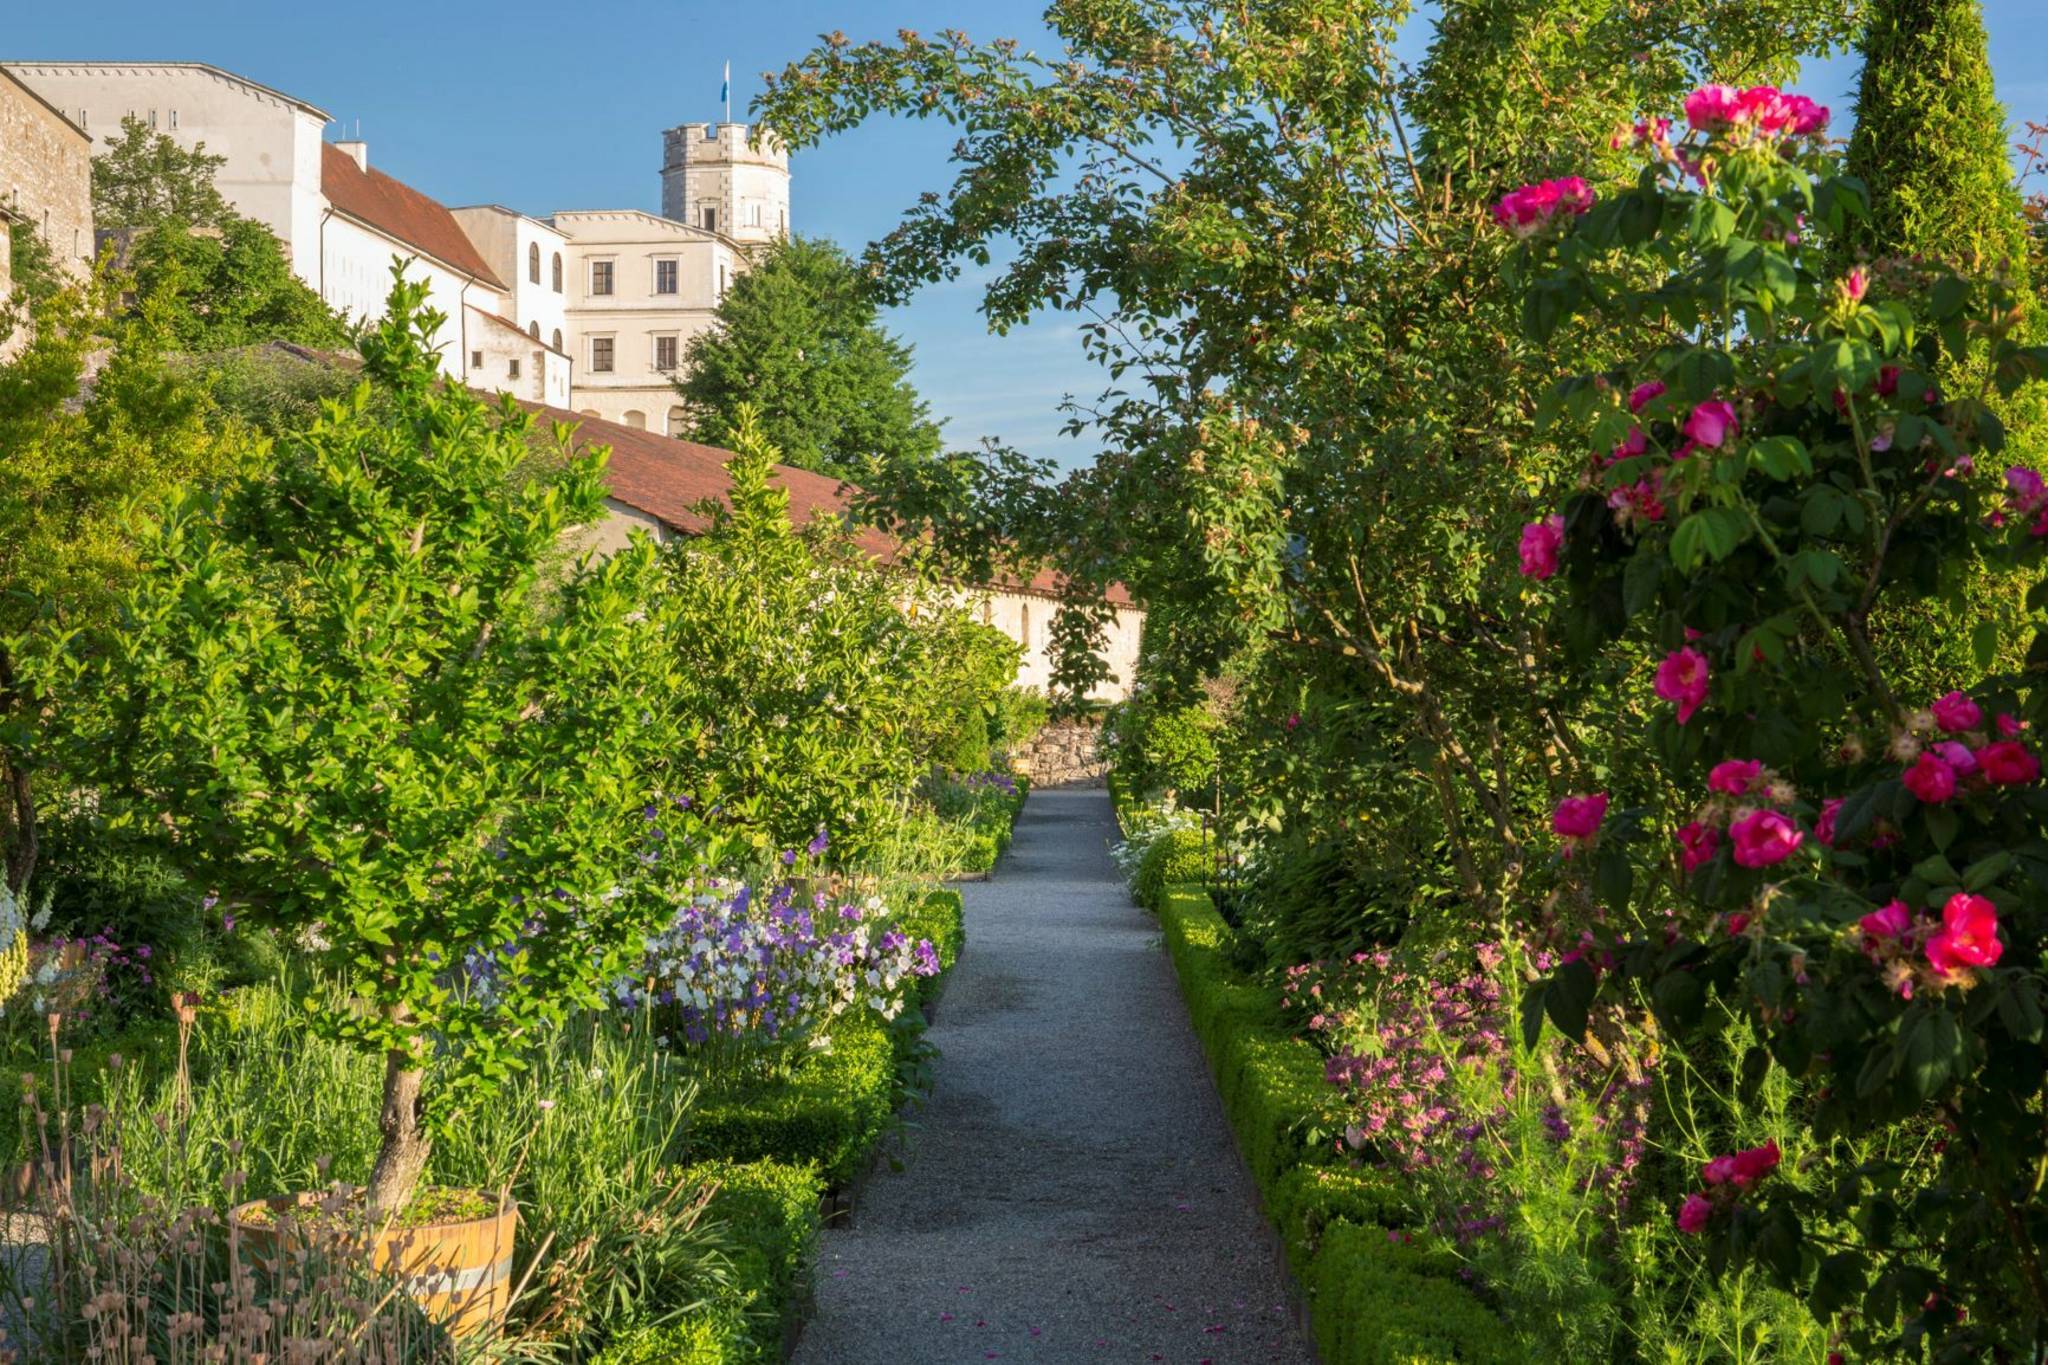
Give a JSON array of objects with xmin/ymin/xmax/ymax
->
[
  {"xmin": 1628, "ymin": 380, "xmax": 1666, "ymax": 413},
  {"xmin": 1813, "ymin": 796, "xmax": 1842, "ymax": 848},
  {"xmin": 1708, "ymin": 758, "xmax": 1763, "ymax": 796},
  {"xmin": 1683, "ymin": 84, "xmax": 1744, "ymax": 131},
  {"xmin": 1902, "ymin": 752, "xmax": 1957, "ymax": 804},
  {"xmin": 1924, "ymin": 893, "xmax": 2002, "ymax": 977},
  {"xmin": 1976, "ymin": 740, "xmax": 2040, "ymax": 786},
  {"xmin": 1677, "ymin": 1191, "xmax": 1714, "ymax": 1234},
  {"xmin": 1684, "ymin": 399, "xmax": 1739, "ymax": 450},
  {"xmin": 1932, "ymin": 741, "xmax": 1979, "ymax": 777},
  {"xmin": 1725, "ymin": 1141, "xmax": 1781, "ymax": 1188},
  {"xmin": 1552, "ymin": 793, "xmax": 1610, "ymax": 842},
  {"xmin": 1730, "ymin": 810, "xmax": 1803, "ymax": 868},
  {"xmin": 1519, "ymin": 515, "xmax": 1564, "ymax": 579},
  {"xmin": 1492, "ymin": 177, "xmax": 1596, "ymax": 236},
  {"xmin": 1676, "ymin": 820, "xmax": 1720, "ymax": 872},
  {"xmin": 1859, "ymin": 900, "xmax": 1911, "ymax": 946},
  {"xmin": 1931, "ymin": 691, "xmax": 1983, "ymax": 733},
  {"xmin": 1654, "ymin": 647, "xmax": 1710, "ymax": 724}
]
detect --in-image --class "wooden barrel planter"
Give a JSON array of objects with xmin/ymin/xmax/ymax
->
[{"xmin": 230, "ymin": 1189, "xmax": 518, "ymax": 1337}]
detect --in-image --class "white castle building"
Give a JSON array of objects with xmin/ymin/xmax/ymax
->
[{"xmin": 0, "ymin": 62, "xmax": 787, "ymax": 427}]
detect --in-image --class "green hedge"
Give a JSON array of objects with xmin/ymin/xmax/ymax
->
[
  {"xmin": 898, "ymin": 888, "xmax": 964, "ymax": 1011},
  {"xmin": 1153, "ymin": 885, "xmax": 1513, "ymax": 1363},
  {"xmin": 688, "ymin": 1016, "xmax": 898, "ymax": 1188},
  {"xmin": 1135, "ymin": 827, "xmax": 1213, "ymax": 910}
]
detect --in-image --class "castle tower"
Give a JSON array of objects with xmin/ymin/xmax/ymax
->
[{"xmin": 660, "ymin": 122, "xmax": 789, "ymax": 245}]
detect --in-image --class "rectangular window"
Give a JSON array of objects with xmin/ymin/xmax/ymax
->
[
  {"xmin": 590, "ymin": 260, "xmax": 614, "ymax": 296},
  {"xmin": 701, "ymin": 207, "xmax": 717, "ymax": 232},
  {"xmin": 654, "ymin": 335, "xmax": 678, "ymax": 371},
  {"xmin": 590, "ymin": 337, "xmax": 614, "ymax": 373},
  {"xmin": 718, "ymin": 265, "xmax": 729, "ymax": 299},
  {"xmin": 750, "ymin": 202, "xmax": 761, "ymax": 227},
  {"xmin": 654, "ymin": 259, "xmax": 678, "ymax": 294},
  {"xmin": 148, "ymin": 109, "xmax": 157, "ymax": 129},
  {"xmin": 77, "ymin": 109, "xmax": 87, "ymax": 129},
  {"xmin": 508, "ymin": 358, "xmax": 521, "ymax": 379},
  {"xmin": 168, "ymin": 109, "xmax": 179, "ymax": 129},
  {"xmin": 470, "ymin": 350, "xmax": 483, "ymax": 369}
]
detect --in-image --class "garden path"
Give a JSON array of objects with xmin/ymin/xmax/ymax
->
[{"xmin": 794, "ymin": 787, "xmax": 1312, "ymax": 1364}]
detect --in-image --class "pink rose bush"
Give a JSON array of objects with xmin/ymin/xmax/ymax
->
[
  {"xmin": 1491, "ymin": 177, "xmax": 1596, "ymax": 237},
  {"xmin": 1499, "ymin": 79, "xmax": 2048, "ymax": 1350},
  {"xmin": 1518, "ymin": 514, "xmax": 1564, "ymax": 579}
]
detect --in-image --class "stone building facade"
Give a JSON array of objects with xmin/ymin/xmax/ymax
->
[{"xmin": 0, "ymin": 64, "xmax": 94, "ymax": 338}]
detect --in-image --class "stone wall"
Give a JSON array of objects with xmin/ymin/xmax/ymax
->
[
  {"xmin": 0, "ymin": 68, "xmax": 94, "ymax": 286},
  {"xmin": 1014, "ymin": 717, "xmax": 1107, "ymax": 788}
]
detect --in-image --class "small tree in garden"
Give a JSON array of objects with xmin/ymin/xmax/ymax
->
[
  {"xmin": 32, "ymin": 272, "xmax": 688, "ymax": 1217},
  {"xmin": 1507, "ymin": 85, "xmax": 2048, "ymax": 1354}
]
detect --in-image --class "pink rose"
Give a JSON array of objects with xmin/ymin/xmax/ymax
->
[
  {"xmin": 1726, "ymin": 911, "xmax": 1752, "ymax": 936},
  {"xmin": 1730, "ymin": 809, "xmax": 1803, "ymax": 868},
  {"xmin": 1841, "ymin": 266, "xmax": 1869, "ymax": 303},
  {"xmin": 1708, "ymin": 759, "xmax": 1763, "ymax": 796},
  {"xmin": 1552, "ymin": 792, "xmax": 1610, "ymax": 841},
  {"xmin": 1976, "ymin": 740, "xmax": 2040, "ymax": 786},
  {"xmin": 1519, "ymin": 515, "xmax": 1564, "ymax": 579},
  {"xmin": 1608, "ymin": 425, "xmax": 1649, "ymax": 464},
  {"xmin": 1628, "ymin": 380, "xmax": 1667, "ymax": 414},
  {"xmin": 1684, "ymin": 399, "xmax": 1739, "ymax": 450},
  {"xmin": 1683, "ymin": 84, "xmax": 1744, "ymax": 131},
  {"xmin": 1860, "ymin": 899, "xmax": 1911, "ymax": 945},
  {"xmin": 1902, "ymin": 752, "xmax": 1957, "ymax": 805},
  {"xmin": 1931, "ymin": 691, "xmax": 1982, "ymax": 733},
  {"xmin": 1814, "ymin": 796, "xmax": 1842, "ymax": 848},
  {"xmin": 1677, "ymin": 820, "xmax": 1720, "ymax": 872},
  {"xmin": 1932, "ymin": 741, "xmax": 1978, "ymax": 778},
  {"xmin": 1492, "ymin": 177, "xmax": 1596, "ymax": 237},
  {"xmin": 1783, "ymin": 94, "xmax": 1830, "ymax": 135},
  {"xmin": 1654, "ymin": 647, "xmax": 1710, "ymax": 725},
  {"xmin": 1998, "ymin": 712, "xmax": 2027, "ymax": 739},
  {"xmin": 2008, "ymin": 467, "xmax": 2048, "ymax": 518},
  {"xmin": 1677, "ymin": 1191, "xmax": 1714, "ymax": 1234},
  {"xmin": 1925, "ymin": 893, "xmax": 2002, "ymax": 975},
  {"xmin": 1608, "ymin": 476, "xmax": 1666, "ymax": 526},
  {"xmin": 1726, "ymin": 1141, "xmax": 1781, "ymax": 1188}
]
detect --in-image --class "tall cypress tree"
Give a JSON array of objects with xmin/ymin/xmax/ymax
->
[{"xmin": 1846, "ymin": 0, "xmax": 2027, "ymax": 273}]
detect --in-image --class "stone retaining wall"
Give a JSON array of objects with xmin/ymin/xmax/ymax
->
[{"xmin": 1014, "ymin": 717, "xmax": 1106, "ymax": 788}]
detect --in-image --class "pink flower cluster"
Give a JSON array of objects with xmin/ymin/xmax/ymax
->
[
  {"xmin": 1859, "ymin": 892, "xmax": 2004, "ymax": 997},
  {"xmin": 1896, "ymin": 690, "xmax": 2040, "ymax": 804},
  {"xmin": 1491, "ymin": 177, "xmax": 1596, "ymax": 237},
  {"xmin": 1682, "ymin": 85, "xmax": 1830, "ymax": 140},
  {"xmin": 1675, "ymin": 759, "xmax": 1805, "ymax": 874},
  {"xmin": 1552, "ymin": 792, "xmax": 1609, "ymax": 856},
  {"xmin": 1677, "ymin": 1140, "xmax": 1781, "ymax": 1234},
  {"xmin": 1654, "ymin": 646, "xmax": 1710, "ymax": 725},
  {"xmin": 1998, "ymin": 466, "xmax": 2048, "ymax": 537},
  {"xmin": 1519, "ymin": 514, "xmax": 1564, "ymax": 579}
]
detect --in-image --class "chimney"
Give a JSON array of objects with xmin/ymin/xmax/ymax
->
[{"xmin": 334, "ymin": 139, "xmax": 368, "ymax": 172}]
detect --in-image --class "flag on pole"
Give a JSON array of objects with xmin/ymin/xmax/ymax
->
[{"xmin": 721, "ymin": 61, "xmax": 730, "ymax": 121}]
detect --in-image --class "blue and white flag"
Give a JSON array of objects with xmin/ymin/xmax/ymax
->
[{"xmin": 721, "ymin": 61, "xmax": 730, "ymax": 108}]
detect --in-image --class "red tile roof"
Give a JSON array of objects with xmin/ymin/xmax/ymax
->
[
  {"xmin": 322, "ymin": 144, "xmax": 506, "ymax": 290},
  {"xmin": 532, "ymin": 403, "xmax": 1132, "ymax": 606}
]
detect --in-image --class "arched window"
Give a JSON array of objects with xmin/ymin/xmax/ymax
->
[
  {"xmin": 528, "ymin": 242, "xmax": 540, "ymax": 283},
  {"xmin": 578, "ymin": 408, "xmax": 601, "ymax": 418},
  {"xmin": 623, "ymin": 410, "xmax": 647, "ymax": 430},
  {"xmin": 1020, "ymin": 604, "xmax": 1030, "ymax": 648},
  {"xmin": 528, "ymin": 321, "xmax": 540, "ymax": 340},
  {"xmin": 666, "ymin": 406, "xmax": 687, "ymax": 437},
  {"xmin": 551, "ymin": 328, "xmax": 563, "ymax": 352},
  {"xmin": 551, "ymin": 253, "xmax": 563, "ymax": 292}
]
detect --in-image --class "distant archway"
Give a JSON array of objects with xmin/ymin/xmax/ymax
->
[
  {"xmin": 666, "ymin": 406, "xmax": 687, "ymax": 437},
  {"xmin": 623, "ymin": 410, "xmax": 647, "ymax": 430}
]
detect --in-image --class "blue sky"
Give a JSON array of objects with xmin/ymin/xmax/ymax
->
[{"xmin": 11, "ymin": 2, "xmax": 2048, "ymax": 468}]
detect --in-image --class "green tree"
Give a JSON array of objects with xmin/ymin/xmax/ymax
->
[
  {"xmin": 3, "ymin": 221, "xmax": 66, "ymax": 325},
  {"xmin": 657, "ymin": 405, "xmax": 1017, "ymax": 861},
  {"xmin": 31, "ymin": 272, "xmax": 689, "ymax": 1216},
  {"xmin": 0, "ymin": 276, "xmax": 244, "ymax": 894},
  {"xmin": 91, "ymin": 116, "xmax": 230, "ymax": 232},
  {"xmin": 675, "ymin": 236, "xmax": 942, "ymax": 480},
  {"xmin": 130, "ymin": 217, "xmax": 348, "ymax": 352},
  {"xmin": 1846, "ymin": 0, "xmax": 2029, "ymax": 273}
]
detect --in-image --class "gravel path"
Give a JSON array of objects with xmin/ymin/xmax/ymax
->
[{"xmin": 794, "ymin": 787, "xmax": 1313, "ymax": 1364}]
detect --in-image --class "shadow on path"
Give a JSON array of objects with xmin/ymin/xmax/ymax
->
[{"xmin": 792, "ymin": 788, "xmax": 1312, "ymax": 1364}]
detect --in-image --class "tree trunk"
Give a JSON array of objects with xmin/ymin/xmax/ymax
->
[
  {"xmin": 366, "ymin": 1047, "xmax": 431, "ymax": 1219},
  {"xmin": 0, "ymin": 647, "xmax": 35, "ymax": 897}
]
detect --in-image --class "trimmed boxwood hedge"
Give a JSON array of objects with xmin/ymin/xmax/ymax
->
[
  {"xmin": 897, "ymin": 888, "xmax": 964, "ymax": 1011},
  {"xmin": 1135, "ymin": 826, "xmax": 1213, "ymax": 909},
  {"xmin": 1153, "ymin": 885, "xmax": 1515, "ymax": 1363},
  {"xmin": 687, "ymin": 1013, "xmax": 900, "ymax": 1188}
]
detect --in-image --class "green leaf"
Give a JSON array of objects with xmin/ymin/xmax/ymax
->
[
  {"xmin": 1750, "ymin": 435, "xmax": 1811, "ymax": 481},
  {"xmin": 1689, "ymin": 197, "xmax": 1736, "ymax": 247},
  {"xmin": 1622, "ymin": 549, "xmax": 1663, "ymax": 618},
  {"xmin": 1544, "ymin": 958, "xmax": 1598, "ymax": 1044}
]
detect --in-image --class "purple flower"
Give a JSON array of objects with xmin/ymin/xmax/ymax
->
[{"xmin": 807, "ymin": 828, "xmax": 830, "ymax": 856}]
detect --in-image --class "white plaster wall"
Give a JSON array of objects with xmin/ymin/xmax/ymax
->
[
  {"xmin": 5, "ymin": 65, "xmax": 326, "ymax": 285},
  {"xmin": 976, "ymin": 590, "xmax": 1143, "ymax": 702},
  {"xmin": 324, "ymin": 217, "xmax": 496, "ymax": 381},
  {"xmin": 451, "ymin": 206, "xmax": 569, "ymax": 350}
]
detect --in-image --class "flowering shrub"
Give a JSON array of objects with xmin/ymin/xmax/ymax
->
[
  {"xmin": 1110, "ymin": 801, "xmax": 1204, "ymax": 886},
  {"xmin": 1506, "ymin": 80, "xmax": 2048, "ymax": 1355},
  {"xmin": 614, "ymin": 877, "xmax": 938, "ymax": 1074}
]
